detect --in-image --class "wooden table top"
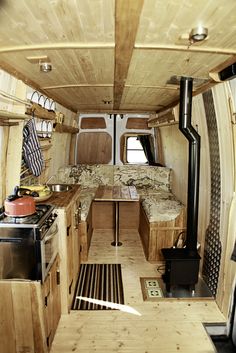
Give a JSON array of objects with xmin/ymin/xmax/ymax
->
[{"xmin": 94, "ymin": 185, "xmax": 139, "ymax": 202}]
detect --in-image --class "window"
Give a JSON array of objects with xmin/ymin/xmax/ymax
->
[{"xmin": 125, "ymin": 135, "xmax": 148, "ymax": 164}]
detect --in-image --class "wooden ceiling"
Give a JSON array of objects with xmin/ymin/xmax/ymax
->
[{"xmin": 0, "ymin": 0, "xmax": 236, "ymax": 113}]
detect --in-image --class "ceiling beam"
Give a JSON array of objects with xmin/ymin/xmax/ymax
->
[{"xmin": 113, "ymin": 0, "xmax": 144, "ymax": 110}]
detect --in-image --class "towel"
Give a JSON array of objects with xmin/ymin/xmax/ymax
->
[{"xmin": 22, "ymin": 118, "xmax": 44, "ymax": 176}]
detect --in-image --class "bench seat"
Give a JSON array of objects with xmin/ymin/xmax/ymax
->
[
  {"xmin": 138, "ymin": 190, "xmax": 186, "ymax": 262},
  {"xmin": 57, "ymin": 164, "xmax": 186, "ymax": 263},
  {"xmin": 139, "ymin": 190, "xmax": 184, "ymax": 223}
]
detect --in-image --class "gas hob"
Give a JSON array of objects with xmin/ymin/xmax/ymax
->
[{"xmin": 0, "ymin": 204, "xmax": 54, "ymax": 228}]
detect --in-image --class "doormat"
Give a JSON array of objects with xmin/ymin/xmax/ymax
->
[
  {"xmin": 72, "ymin": 264, "xmax": 124, "ymax": 310},
  {"xmin": 140, "ymin": 277, "xmax": 164, "ymax": 301}
]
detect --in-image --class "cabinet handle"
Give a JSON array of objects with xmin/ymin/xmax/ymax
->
[
  {"xmin": 45, "ymin": 295, "xmax": 48, "ymax": 307},
  {"xmin": 67, "ymin": 225, "xmax": 71, "ymax": 236},
  {"xmin": 46, "ymin": 331, "xmax": 52, "ymax": 347},
  {"xmin": 56, "ymin": 270, "xmax": 60, "ymax": 285},
  {"xmin": 69, "ymin": 279, "xmax": 73, "ymax": 294}
]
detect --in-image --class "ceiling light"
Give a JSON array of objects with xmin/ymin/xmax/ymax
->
[
  {"xmin": 189, "ymin": 26, "xmax": 208, "ymax": 42},
  {"xmin": 39, "ymin": 62, "xmax": 52, "ymax": 72},
  {"xmin": 102, "ymin": 99, "xmax": 112, "ymax": 105}
]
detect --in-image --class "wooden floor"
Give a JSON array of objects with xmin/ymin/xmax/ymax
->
[{"xmin": 51, "ymin": 230, "xmax": 225, "ymax": 353}]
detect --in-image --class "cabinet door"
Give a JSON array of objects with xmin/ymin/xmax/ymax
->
[
  {"xmin": 50, "ymin": 255, "xmax": 61, "ymax": 338},
  {"xmin": 66, "ymin": 207, "xmax": 74, "ymax": 304},
  {"xmin": 42, "ymin": 271, "xmax": 53, "ymax": 348},
  {"xmin": 42, "ymin": 255, "xmax": 61, "ymax": 350},
  {"xmin": 72, "ymin": 201, "xmax": 81, "ymax": 280}
]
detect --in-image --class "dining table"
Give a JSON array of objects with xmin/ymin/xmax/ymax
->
[{"xmin": 94, "ymin": 185, "xmax": 139, "ymax": 246}]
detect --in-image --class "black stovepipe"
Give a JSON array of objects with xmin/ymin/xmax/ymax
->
[{"xmin": 179, "ymin": 77, "xmax": 201, "ymax": 253}]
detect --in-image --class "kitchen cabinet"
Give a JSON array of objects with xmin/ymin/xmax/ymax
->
[
  {"xmin": 0, "ymin": 257, "xmax": 61, "ymax": 353},
  {"xmin": 42, "ymin": 255, "xmax": 61, "ymax": 349},
  {"xmin": 55, "ymin": 190, "xmax": 81, "ymax": 313},
  {"xmin": 66, "ymin": 205, "xmax": 75, "ymax": 306},
  {"xmin": 0, "ymin": 280, "xmax": 49, "ymax": 353}
]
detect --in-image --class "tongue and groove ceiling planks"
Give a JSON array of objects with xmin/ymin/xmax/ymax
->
[{"xmin": 0, "ymin": 0, "xmax": 236, "ymax": 113}]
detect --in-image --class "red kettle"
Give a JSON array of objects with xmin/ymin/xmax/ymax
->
[{"xmin": 4, "ymin": 186, "xmax": 36, "ymax": 217}]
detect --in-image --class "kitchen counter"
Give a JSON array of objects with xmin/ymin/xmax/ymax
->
[{"xmin": 43, "ymin": 184, "xmax": 81, "ymax": 209}]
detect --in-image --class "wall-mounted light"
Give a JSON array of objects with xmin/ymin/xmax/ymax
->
[
  {"xmin": 39, "ymin": 61, "xmax": 52, "ymax": 73},
  {"xmin": 189, "ymin": 26, "xmax": 208, "ymax": 43}
]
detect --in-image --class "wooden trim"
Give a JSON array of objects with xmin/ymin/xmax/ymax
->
[
  {"xmin": 0, "ymin": 42, "xmax": 115, "ymax": 54},
  {"xmin": 134, "ymin": 43, "xmax": 236, "ymax": 56},
  {"xmin": 126, "ymin": 84, "xmax": 179, "ymax": 91},
  {"xmin": 154, "ymin": 127, "xmax": 164, "ymax": 166},
  {"xmin": 113, "ymin": 0, "xmax": 144, "ymax": 110},
  {"xmin": 150, "ymin": 121, "xmax": 179, "ymax": 128},
  {"xmin": 54, "ymin": 123, "xmax": 79, "ymax": 134},
  {"xmin": 43, "ymin": 84, "xmax": 113, "ymax": 90},
  {"xmin": 78, "ymin": 109, "xmax": 157, "ymax": 114},
  {"xmin": 0, "ymin": 110, "xmax": 27, "ymax": 120}
]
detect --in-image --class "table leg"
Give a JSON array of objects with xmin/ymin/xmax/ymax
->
[{"xmin": 111, "ymin": 201, "xmax": 122, "ymax": 246}]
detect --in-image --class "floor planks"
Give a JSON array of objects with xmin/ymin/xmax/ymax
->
[{"xmin": 51, "ymin": 229, "xmax": 225, "ymax": 353}]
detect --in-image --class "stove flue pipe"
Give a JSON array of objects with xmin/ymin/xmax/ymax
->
[{"xmin": 179, "ymin": 77, "xmax": 201, "ymax": 253}]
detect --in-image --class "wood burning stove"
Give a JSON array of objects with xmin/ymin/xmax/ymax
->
[
  {"xmin": 162, "ymin": 248, "xmax": 201, "ymax": 293},
  {"xmin": 162, "ymin": 77, "xmax": 201, "ymax": 293}
]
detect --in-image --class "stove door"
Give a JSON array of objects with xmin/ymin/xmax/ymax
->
[{"xmin": 0, "ymin": 228, "xmax": 36, "ymax": 280}]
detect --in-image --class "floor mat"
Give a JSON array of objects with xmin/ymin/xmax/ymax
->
[{"xmin": 72, "ymin": 264, "xmax": 124, "ymax": 310}]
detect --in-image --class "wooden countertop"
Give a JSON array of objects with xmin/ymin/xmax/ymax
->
[{"xmin": 42, "ymin": 184, "xmax": 80, "ymax": 209}]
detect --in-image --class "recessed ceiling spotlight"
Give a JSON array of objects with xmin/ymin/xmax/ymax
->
[
  {"xmin": 189, "ymin": 26, "xmax": 208, "ymax": 42},
  {"xmin": 39, "ymin": 61, "xmax": 52, "ymax": 72},
  {"xmin": 102, "ymin": 99, "xmax": 112, "ymax": 105}
]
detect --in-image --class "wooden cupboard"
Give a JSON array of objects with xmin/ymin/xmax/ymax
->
[
  {"xmin": 56, "ymin": 200, "xmax": 81, "ymax": 313},
  {"xmin": 0, "ymin": 255, "xmax": 61, "ymax": 353},
  {"xmin": 42, "ymin": 255, "xmax": 61, "ymax": 349}
]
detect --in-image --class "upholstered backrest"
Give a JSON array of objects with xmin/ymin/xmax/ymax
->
[
  {"xmin": 57, "ymin": 164, "xmax": 113, "ymax": 187},
  {"xmin": 57, "ymin": 164, "xmax": 171, "ymax": 191},
  {"xmin": 113, "ymin": 165, "xmax": 171, "ymax": 192}
]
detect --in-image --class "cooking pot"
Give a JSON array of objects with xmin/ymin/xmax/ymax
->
[{"xmin": 4, "ymin": 186, "xmax": 36, "ymax": 217}]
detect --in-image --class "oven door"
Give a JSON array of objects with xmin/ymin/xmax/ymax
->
[
  {"xmin": 40, "ymin": 221, "xmax": 59, "ymax": 282},
  {"xmin": 0, "ymin": 228, "xmax": 36, "ymax": 280}
]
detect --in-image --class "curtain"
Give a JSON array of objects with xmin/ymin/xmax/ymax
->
[{"xmin": 138, "ymin": 135, "xmax": 156, "ymax": 165}]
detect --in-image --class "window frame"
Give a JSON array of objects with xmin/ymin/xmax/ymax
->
[{"xmin": 123, "ymin": 133, "xmax": 153, "ymax": 165}]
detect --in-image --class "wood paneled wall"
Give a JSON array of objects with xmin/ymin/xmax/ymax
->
[
  {"xmin": 156, "ymin": 94, "xmax": 211, "ymax": 273},
  {"xmin": 159, "ymin": 124, "xmax": 188, "ymax": 204},
  {"xmin": 212, "ymin": 83, "xmax": 235, "ymax": 317}
]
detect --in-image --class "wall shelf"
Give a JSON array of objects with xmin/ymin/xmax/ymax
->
[
  {"xmin": 53, "ymin": 123, "xmax": 79, "ymax": 134},
  {"xmin": 0, "ymin": 110, "xmax": 28, "ymax": 126},
  {"xmin": 26, "ymin": 103, "xmax": 55, "ymax": 120},
  {"xmin": 148, "ymin": 107, "xmax": 179, "ymax": 128}
]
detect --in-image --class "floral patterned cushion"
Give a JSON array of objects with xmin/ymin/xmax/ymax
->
[{"xmin": 141, "ymin": 192, "xmax": 184, "ymax": 222}]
